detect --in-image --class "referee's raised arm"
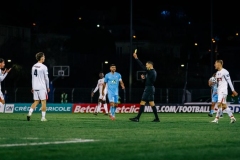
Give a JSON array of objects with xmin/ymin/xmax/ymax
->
[{"xmin": 133, "ymin": 51, "xmax": 146, "ymax": 71}]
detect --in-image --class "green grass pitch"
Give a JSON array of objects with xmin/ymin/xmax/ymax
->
[{"xmin": 0, "ymin": 113, "xmax": 240, "ymax": 160}]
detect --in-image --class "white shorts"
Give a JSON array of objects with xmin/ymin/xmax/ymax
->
[
  {"xmin": 218, "ymin": 94, "xmax": 227, "ymax": 104},
  {"xmin": 0, "ymin": 91, "xmax": 4, "ymax": 100},
  {"xmin": 33, "ymin": 90, "xmax": 48, "ymax": 100},
  {"xmin": 99, "ymin": 94, "xmax": 107, "ymax": 101}
]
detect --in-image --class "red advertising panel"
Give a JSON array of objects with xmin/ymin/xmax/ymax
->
[{"xmin": 72, "ymin": 103, "xmax": 140, "ymax": 113}]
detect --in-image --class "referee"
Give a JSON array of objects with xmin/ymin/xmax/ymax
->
[{"xmin": 129, "ymin": 51, "xmax": 160, "ymax": 122}]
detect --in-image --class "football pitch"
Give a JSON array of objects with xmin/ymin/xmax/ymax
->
[{"xmin": 0, "ymin": 113, "xmax": 240, "ymax": 160}]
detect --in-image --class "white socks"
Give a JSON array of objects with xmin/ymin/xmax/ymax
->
[
  {"xmin": 225, "ymin": 107, "xmax": 233, "ymax": 117},
  {"xmin": 95, "ymin": 103, "xmax": 108, "ymax": 114},
  {"xmin": 216, "ymin": 108, "xmax": 222, "ymax": 118},
  {"xmin": 104, "ymin": 104, "xmax": 108, "ymax": 113},
  {"xmin": 28, "ymin": 108, "xmax": 34, "ymax": 116},
  {"xmin": 96, "ymin": 102, "xmax": 102, "ymax": 113},
  {"xmin": 42, "ymin": 111, "xmax": 46, "ymax": 118}
]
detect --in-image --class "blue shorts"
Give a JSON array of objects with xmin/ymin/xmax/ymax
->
[
  {"xmin": 108, "ymin": 94, "xmax": 118, "ymax": 104},
  {"xmin": 212, "ymin": 94, "xmax": 218, "ymax": 103}
]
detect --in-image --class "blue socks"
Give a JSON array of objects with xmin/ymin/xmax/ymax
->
[
  {"xmin": 110, "ymin": 106, "xmax": 116, "ymax": 117},
  {"xmin": 113, "ymin": 107, "xmax": 116, "ymax": 116},
  {"xmin": 210, "ymin": 110, "xmax": 214, "ymax": 114}
]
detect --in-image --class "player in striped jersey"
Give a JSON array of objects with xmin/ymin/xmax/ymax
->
[{"xmin": 27, "ymin": 52, "xmax": 50, "ymax": 122}]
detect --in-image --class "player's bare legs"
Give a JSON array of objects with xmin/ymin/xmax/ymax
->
[
  {"xmin": 41, "ymin": 100, "xmax": 47, "ymax": 121},
  {"xmin": 212, "ymin": 101, "xmax": 236, "ymax": 124},
  {"xmin": 0, "ymin": 98, "xmax": 5, "ymax": 104},
  {"xmin": 222, "ymin": 104, "xmax": 236, "ymax": 123},
  {"xmin": 0, "ymin": 97, "xmax": 5, "ymax": 109},
  {"xmin": 27, "ymin": 100, "xmax": 40, "ymax": 121}
]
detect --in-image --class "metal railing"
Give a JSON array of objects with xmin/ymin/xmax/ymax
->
[{"xmin": 3, "ymin": 87, "xmax": 213, "ymax": 104}]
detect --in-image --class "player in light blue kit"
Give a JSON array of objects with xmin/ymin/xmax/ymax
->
[
  {"xmin": 208, "ymin": 73, "xmax": 222, "ymax": 117},
  {"xmin": 102, "ymin": 64, "xmax": 125, "ymax": 120}
]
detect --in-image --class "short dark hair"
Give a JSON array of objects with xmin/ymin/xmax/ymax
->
[
  {"xmin": 36, "ymin": 52, "xmax": 45, "ymax": 61},
  {"xmin": 146, "ymin": 61, "xmax": 154, "ymax": 65},
  {"xmin": 110, "ymin": 64, "xmax": 116, "ymax": 67},
  {"xmin": 0, "ymin": 58, "xmax": 5, "ymax": 63}
]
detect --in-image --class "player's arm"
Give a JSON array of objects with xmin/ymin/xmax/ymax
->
[
  {"xmin": 44, "ymin": 68, "xmax": 50, "ymax": 92},
  {"xmin": 102, "ymin": 82, "xmax": 106, "ymax": 96},
  {"xmin": 45, "ymin": 75, "xmax": 50, "ymax": 92},
  {"xmin": 104, "ymin": 84, "xmax": 108, "ymax": 95},
  {"xmin": 0, "ymin": 68, "xmax": 11, "ymax": 81},
  {"xmin": 91, "ymin": 82, "xmax": 99, "ymax": 97},
  {"xmin": 120, "ymin": 80, "xmax": 125, "ymax": 89},
  {"xmin": 208, "ymin": 80, "xmax": 215, "ymax": 87},
  {"xmin": 224, "ymin": 73, "xmax": 238, "ymax": 96}
]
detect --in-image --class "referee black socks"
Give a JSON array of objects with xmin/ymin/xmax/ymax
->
[
  {"xmin": 152, "ymin": 106, "xmax": 159, "ymax": 120},
  {"xmin": 136, "ymin": 105, "xmax": 145, "ymax": 119}
]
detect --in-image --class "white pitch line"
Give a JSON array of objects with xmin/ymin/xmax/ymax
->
[
  {"xmin": 21, "ymin": 137, "xmax": 39, "ymax": 140},
  {"xmin": 0, "ymin": 139, "xmax": 95, "ymax": 147}
]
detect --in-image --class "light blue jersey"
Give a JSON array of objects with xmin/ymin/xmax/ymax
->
[
  {"xmin": 211, "ymin": 83, "xmax": 218, "ymax": 103},
  {"xmin": 104, "ymin": 72, "xmax": 122, "ymax": 103},
  {"xmin": 104, "ymin": 72, "xmax": 122, "ymax": 96}
]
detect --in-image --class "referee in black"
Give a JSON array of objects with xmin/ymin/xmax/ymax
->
[{"xmin": 129, "ymin": 51, "xmax": 160, "ymax": 122}]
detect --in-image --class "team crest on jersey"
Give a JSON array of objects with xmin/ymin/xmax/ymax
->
[{"xmin": 111, "ymin": 80, "xmax": 117, "ymax": 84}]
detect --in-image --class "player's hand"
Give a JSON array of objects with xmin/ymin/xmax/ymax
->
[
  {"xmin": 91, "ymin": 92, "xmax": 94, "ymax": 97},
  {"xmin": 141, "ymin": 74, "xmax": 145, "ymax": 79},
  {"xmin": 232, "ymin": 91, "xmax": 238, "ymax": 97},
  {"xmin": 208, "ymin": 81, "xmax": 212, "ymax": 87},
  {"xmin": 208, "ymin": 81, "xmax": 213, "ymax": 87},
  {"xmin": 47, "ymin": 88, "xmax": 50, "ymax": 93},
  {"xmin": 31, "ymin": 89, "xmax": 33, "ymax": 93},
  {"xmin": 133, "ymin": 50, "xmax": 138, "ymax": 59},
  {"xmin": 122, "ymin": 86, "xmax": 125, "ymax": 90},
  {"xmin": 6, "ymin": 68, "xmax": 11, "ymax": 73},
  {"xmin": 2, "ymin": 68, "xmax": 11, "ymax": 74}
]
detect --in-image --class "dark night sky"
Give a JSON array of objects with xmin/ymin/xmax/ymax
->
[
  {"xmin": 1, "ymin": 0, "xmax": 239, "ymax": 29},
  {"xmin": 1, "ymin": 0, "xmax": 240, "ymax": 90}
]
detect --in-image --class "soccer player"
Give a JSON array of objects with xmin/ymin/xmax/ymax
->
[
  {"xmin": 27, "ymin": 52, "xmax": 50, "ymax": 121},
  {"xmin": 102, "ymin": 64, "xmax": 125, "ymax": 120},
  {"xmin": 211, "ymin": 60, "xmax": 238, "ymax": 123},
  {"xmin": 0, "ymin": 58, "xmax": 11, "ymax": 108},
  {"xmin": 208, "ymin": 73, "xmax": 223, "ymax": 117},
  {"xmin": 91, "ymin": 72, "xmax": 109, "ymax": 115},
  {"xmin": 129, "ymin": 51, "xmax": 160, "ymax": 122}
]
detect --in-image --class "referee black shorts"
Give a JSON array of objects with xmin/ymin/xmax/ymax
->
[{"xmin": 141, "ymin": 86, "xmax": 155, "ymax": 102}]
